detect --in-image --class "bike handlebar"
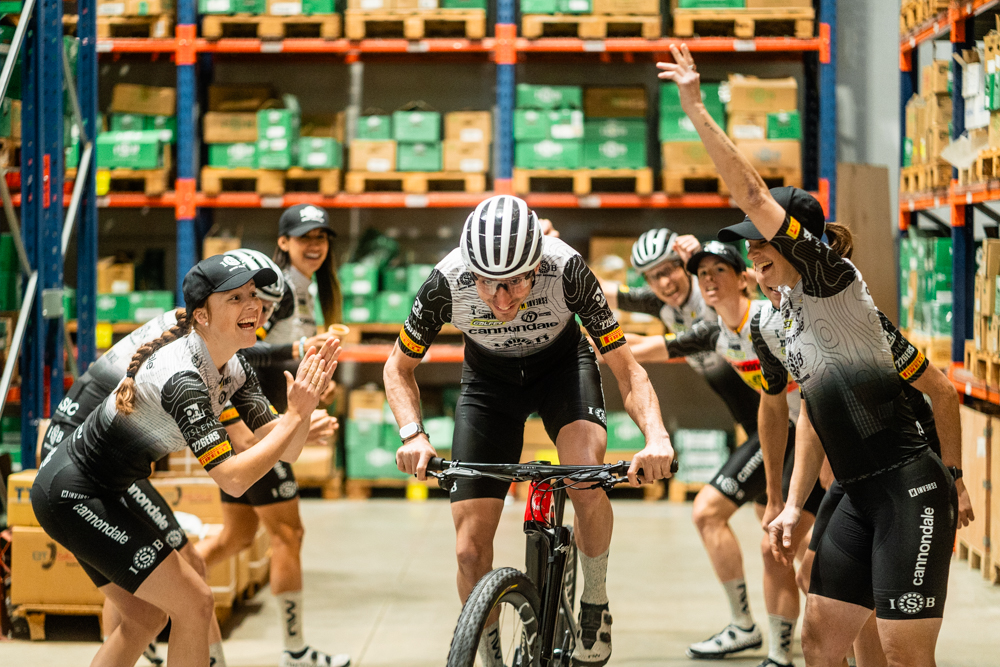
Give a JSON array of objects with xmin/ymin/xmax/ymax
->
[{"xmin": 426, "ymin": 457, "xmax": 679, "ymax": 482}]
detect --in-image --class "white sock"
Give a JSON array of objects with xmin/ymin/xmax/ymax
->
[
  {"xmin": 847, "ymin": 659, "xmax": 857, "ymax": 667},
  {"xmin": 767, "ymin": 614, "xmax": 795, "ymax": 665},
  {"xmin": 579, "ymin": 548, "xmax": 610, "ymax": 606},
  {"xmin": 209, "ymin": 642, "xmax": 227, "ymax": 667},
  {"xmin": 477, "ymin": 621, "xmax": 502, "ymax": 667},
  {"xmin": 722, "ymin": 579, "xmax": 754, "ymax": 629},
  {"xmin": 277, "ymin": 590, "xmax": 306, "ymax": 652}
]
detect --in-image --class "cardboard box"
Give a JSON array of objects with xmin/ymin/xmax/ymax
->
[
  {"xmin": 584, "ymin": 118, "xmax": 646, "ymax": 142},
  {"xmin": 444, "ymin": 111, "xmax": 492, "ymax": 143},
  {"xmin": 340, "ymin": 262, "xmax": 380, "ymax": 295},
  {"xmin": 346, "ymin": 0, "xmax": 388, "ymax": 8},
  {"xmin": 982, "ymin": 238, "xmax": 1000, "ymax": 281},
  {"xmin": 349, "ymin": 387, "xmax": 386, "ymax": 420},
  {"xmin": 96, "ymin": 131, "xmax": 163, "ymax": 170},
  {"xmin": 208, "ymin": 143, "xmax": 257, "ymax": 168},
  {"xmin": 588, "ymin": 236, "xmax": 638, "ymax": 282},
  {"xmin": 727, "ymin": 75, "xmax": 797, "ymax": 114},
  {"xmin": 290, "ymin": 444, "xmax": 333, "ymax": 480},
  {"xmin": 397, "ymin": 142, "xmax": 442, "ymax": 171},
  {"xmin": 727, "ymin": 112, "xmax": 768, "ymax": 140},
  {"xmin": 349, "ymin": 140, "xmax": 396, "ymax": 172},
  {"xmin": 957, "ymin": 406, "xmax": 991, "ymax": 558},
  {"xmin": 443, "ymin": 141, "xmax": 489, "ymax": 172},
  {"xmin": 661, "ymin": 141, "xmax": 714, "ymax": 169},
  {"xmin": 301, "ymin": 112, "xmax": 345, "ymax": 141},
  {"xmin": 515, "ymin": 139, "xmax": 582, "ymax": 169},
  {"xmin": 191, "ymin": 525, "xmax": 237, "ymax": 606},
  {"xmin": 297, "ymin": 137, "xmax": 342, "ymax": 169},
  {"xmin": 110, "ymin": 84, "xmax": 176, "ymax": 117},
  {"xmin": 583, "ymin": 140, "xmax": 646, "ymax": 169},
  {"xmin": 203, "ymin": 112, "xmax": 258, "ymax": 143},
  {"xmin": 98, "ymin": 0, "xmax": 126, "ymax": 15},
  {"xmin": 125, "ymin": 0, "xmax": 174, "ymax": 14},
  {"xmin": 990, "ymin": 111, "xmax": 1000, "ymax": 150},
  {"xmin": 583, "ymin": 86, "xmax": 647, "ymax": 118},
  {"xmin": 148, "ymin": 476, "xmax": 225, "ymax": 523},
  {"xmin": 11, "ymin": 526, "xmax": 105, "ymax": 606},
  {"xmin": 926, "ymin": 124, "xmax": 950, "ymax": 161},
  {"xmin": 203, "ymin": 229, "xmax": 242, "ymax": 258},
  {"xmin": 734, "ymin": 139, "xmax": 801, "ymax": 170},
  {"xmin": 591, "ymin": 0, "xmax": 657, "ymax": 14},
  {"xmin": 6, "ymin": 469, "xmax": 37, "ymax": 527},
  {"xmin": 925, "ymin": 93, "xmax": 952, "ymax": 126},
  {"xmin": 516, "ymin": 84, "xmax": 583, "ymax": 110},
  {"xmin": 208, "ymin": 85, "xmax": 274, "ymax": 112},
  {"xmin": 97, "ymin": 257, "xmax": 135, "ymax": 294},
  {"xmin": 923, "ymin": 60, "xmax": 952, "ymax": 96},
  {"xmin": 392, "ymin": 111, "xmax": 441, "ymax": 143}
]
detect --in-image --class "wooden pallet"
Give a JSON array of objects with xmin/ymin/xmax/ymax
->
[
  {"xmin": 344, "ymin": 170, "xmax": 486, "ymax": 194},
  {"xmin": 662, "ymin": 167, "xmax": 723, "ymax": 195},
  {"xmin": 338, "ymin": 322, "xmax": 463, "ymax": 345},
  {"xmin": 344, "ymin": 477, "xmax": 441, "ymax": 500},
  {"xmin": 956, "ymin": 535, "xmax": 990, "ymax": 574},
  {"xmin": 924, "ymin": 161, "xmax": 952, "ymax": 191},
  {"xmin": 513, "ymin": 167, "xmax": 653, "ymax": 195},
  {"xmin": 974, "ymin": 148, "xmax": 1000, "ymax": 184},
  {"xmin": 522, "ymin": 13, "xmax": 660, "ymax": 39},
  {"xmin": 901, "ymin": 0, "xmax": 949, "ymax": 34},
  {"xmin": 344, "ymin": 9, "xmax": 486, "ymax": 39},
  {"xmin": 906, "ymin": 331, "xmax": 953, "ymax": 370},
  {"xmin": 297, "ymin": 467, "xmax": 344, "ymax": 499},
  {"xmin": 0, "ymin": 137, "xmax": 19, "ymax": 169},
  {"xmin": 97, "ymin": 14, "xmax": 173, "ymax": 38},
  {"xmin": 201, "ymin": 13, "xmax": 341, "ymax": 40},
  {"xmin": 969, "ymin": 350, "xmax": 1000, "ymax": 387},
  {"xmin": 667, "ymin": 479, "xmax": 704, "ymax": 503},
  {"xmin": 900, "ymin": 164, "xmax": 924, "ymax": 193},
  {"xmin": 200, "ymin": 167, "xmax": 340, "ymax": 196},
  {"xmin": 671, "ymin": 7, "xmax": 814, "ymax": 39},
  {"xmin": 97, "ymin": 168, "xmax": 171, "ymax": 196},
  {"xmin": 11, "ymin": 604, "xmax": 105, "ymax": 641}
]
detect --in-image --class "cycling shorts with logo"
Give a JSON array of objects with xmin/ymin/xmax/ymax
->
[
  {"xmin": 31, "ymin": 445, "xmax": 178, "ymax": 592},
  {"xmin": 810, "ymin": 449, "xmax": 956, "ymax": 620},
  {"xmin": 448, "ymin": 337, "xmax": 606, "ymax": 502},
  {"xmin": 709, "ymin": 423, "xmax": 825, "ymax": 515},
  {"xmin": 220, "ymin": 461, "xmax": 299, "ymax": 506}
]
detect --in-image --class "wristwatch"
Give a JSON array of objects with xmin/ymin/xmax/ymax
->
[
  {"xmin": 399, "ymin": 422, "xmax": 426, "ymax": 443},
  {"xmin": 947, "ymin": 466, "xmax": 963, "ymax": 481}
]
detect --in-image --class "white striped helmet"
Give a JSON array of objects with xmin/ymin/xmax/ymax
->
[
  {"xmin": 461, "ymin": 195, "xmax": 544, "ymax": 280},
  {"xmin": 631, "ymin": 228, "xmax": 680, "ymax": 272},
  {"xmin": 224, "ymin": 248, "xmax": 286, "ymax": 303}
]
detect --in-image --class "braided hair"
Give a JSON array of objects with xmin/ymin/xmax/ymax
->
[{"xmin": 114, "ymin": 308, "xmax": 193, "ymax": 415}]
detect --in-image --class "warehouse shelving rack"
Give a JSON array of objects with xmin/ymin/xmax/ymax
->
[
  {"xmin": 897, "ymin": 1, "xmax": 1000, "ymax": 402},
  {"xmin": 4, "ymin": 0, "xmax": 837, "ymax": 462},
  {"xmin": 0, "ymin": 0, "xmax": 99, "ymax": 465}
]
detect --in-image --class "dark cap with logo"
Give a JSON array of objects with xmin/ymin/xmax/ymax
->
[
  {"xmin": 278, "ymin": 204, "xmax": 336, "ymax": 238},
  {"xmin": 686, "ymin": 240, "xmax": 748, "ymax": 275},
  {"xmin": 183, "ymin": 254, "xmax": 278, "ymax": 316},
  {"xmin": 717, "ymin": 186, "xmax": 826, "ymax": 242}
]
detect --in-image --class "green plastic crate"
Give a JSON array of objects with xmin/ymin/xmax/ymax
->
[
  {"xmin": 340, "ymin": 263, "xmax": 380, "ymax": 295},
  {"xmin": 583, "ymin": 118, "xmax": 647, "ymax": 142},
  {"xmin": 297, "ymin": 137, "xmax": 342, "ymax": 169},
  {"xmin": 515, "ymin": 140, "xmax": 582, "ymax": 169},
  {"xmin": 766, "ymin": 111, "xmax": 802, "ymax": 140},
  {"xmin": 583, "ymin": 140, "xmax": 646, "ymax": 169},
  {"xmin": 96, "ymin": 294, "xmax": 132, "ymax": 322},
  {"xmin": 96, "ymin": 131, "xmax": 163, "ymax": 170},
  {"xmin": 514, "ymin": 109, "xmax": 583, "ymax": 141},
  {"xmin": 678, "ymin": 0, "xmax": 743, "ymax": 6},
  {"xmin": 345, "ymin": 419, "xmax": 407, "ymax": 480},
  {"xmin": 659, "ymin": 108, "xmax": 725, "ymax": 142},
  {"xmin": 557, "ymin": 0, "xmax": 590, "ymax": 11},
  {"xmin": 392, "ymin": 111, "xmax": 441, "ymax": 143},
  {"xmin": 209, "ymin": 143, "xmax": 258, "ymax": 169},
  {"xmin": 302, "ymin": 0, "xmax": 334, "ymax": 12},
  {"xmin": 129, "ymin": 291, "xmax": 174, "ymax": 321},
  {"xmin": 520, "ymin": 0, "xmax": 556, "ymax": 10},
  {"xmin": 344, "ymin": 295, "xmax": 377, "ymax": 323},
  {"xmin": 375, "ymin": 291, "xmax": 415, "ymax": 323},
  {"xmin": 660, "ymin": 82, "xmax": 723, "ymax": 114},
  {"xmin": 605, "ymin": 412, "xmax": 645, "ymax": 451},
  {"xmin": 397, "ymin": 142, "xmax": 442, "ymax": 172},
  {"xmin": 441, "ymin": 0, "xmax": 486, "ymax": 7},
  {"xmin": 380, "ymin": 266, "xmax": 409, "ymax": 292},
  {"xmin": 673, "ymin": 429, "xmax": 729, "ymax": 483},
  {"xmin": 0, "ymin": 233, "xmax": 16, "ymax": 271},
  {"xmin": 516, "ymin": 84, "xmax": 583, "ymax": 110},
  {"xmin": 110, "ymin": 113, "xmax": 147, "ymax": 132},
  {"xmin": 356, "ymin": 115, "xmax": 392, "ymax": 140},
  {"xmin": 406, "ymin": 264, "xmax": 435, "ymax": 292},
  {"xmin": 425, "ymin": 416, "xmax": 455, "ymax": 449}
]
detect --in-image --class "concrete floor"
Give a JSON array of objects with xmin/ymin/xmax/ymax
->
[{"xmin": 2, "ymin": 497, "xmax": 1000, "ymax": 666}]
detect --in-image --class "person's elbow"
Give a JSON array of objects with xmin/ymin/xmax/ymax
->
[{"xmin": 210, "ymin": 460, "xmax": 254, "ymax": 497}]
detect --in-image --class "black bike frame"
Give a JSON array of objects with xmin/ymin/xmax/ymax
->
[{"xmin": 524, "ymin": 488, "xmax": 572, "ymax": 667}]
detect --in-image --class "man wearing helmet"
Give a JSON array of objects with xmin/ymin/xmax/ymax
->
[{"xmin": 385, "ymin": 194, "xmax": 676, "ymax": 667}]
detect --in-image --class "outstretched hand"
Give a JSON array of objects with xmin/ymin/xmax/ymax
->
[
  {"xmin": 656, "ymin": 44, "xmax": 702, "ymax": 112},
  {"xmin": 284, "ymin": 337, "xmax": 341, "ymax": 419}
]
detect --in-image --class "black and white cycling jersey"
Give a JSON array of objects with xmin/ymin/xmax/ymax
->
[
  {"xmin": 398, "ymin": 236, "xmax": 625, "ymax": 381},
  {"xmin": 759, "ymin": 216, "xmax": 928, "ymax": 482},
  {"xmin": 63, "ymin": 332, "xmax": 277, "ymax": 491}
]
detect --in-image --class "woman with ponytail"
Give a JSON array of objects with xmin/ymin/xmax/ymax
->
[{"xmin": 31, "ymin": 255, "xmax": 339, "ymax": 667}]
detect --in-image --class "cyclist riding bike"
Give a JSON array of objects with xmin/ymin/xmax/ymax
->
[
  {"xmin": 659, "ymin": 43, "xmax": 974, "ymax": 667},
  {"xmin": 385, "ymin": 194, "xmax": 676, "ymax": 667}
]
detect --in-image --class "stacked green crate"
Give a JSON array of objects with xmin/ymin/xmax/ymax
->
[
  {"xmin": 1, "ymin": 233, "xmax": 18, "ymax": 309},
  {"xmin": 515, "ymin": 85, "xmax": 584, "ymax": 169},
  {"xmin": 672, "ymin": 429, "xmax": 729, "ymax": 484},
  {"xmin": 0, "ymin": 415, "xmax": 21, "ymax": 471},
  {"xmin": 199, "ymin": 0, "xmax": 266, "ymax": 14},
  {"xmin": 257, "ymin": 95, "xmax": 301, "ymax": 170},
  {"xmin": 583, "ymin": 119, "xmax": 647, "ymax": 170},
  {"xmin": 900, "ymin": 236, "xmax": 952, "ymax": 335},
  {"xmin": 297, "ymin": 137, "xmax": 342, "ymax": 169},
  {"xmin": 340, "ymin": 263, "xmax": 379, "ymax": 323},
  {"xmin": 346, "ymin": 397, "xmax": 408, "ymax": 481},
  {"xmin": 96, "ymin": 131, "xmax": 167, "ymax": 169},
  {"xmin": 96, "ymin": 291, "xmax": 174, "ymax": 322},
  {"xmin": 393, "ymin": 110, "xmax": 441, "ymax": 172},
  {"xmin": 659, "ymin": 82, "xmax": 725, "ymax": 142}
]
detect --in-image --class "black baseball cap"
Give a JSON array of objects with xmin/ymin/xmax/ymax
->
[
  {"xmin": 183, "ymin": 254, "xmax": 278, "ymax": 316},
  {"xmin": 686, "ymin": 240, "xmax": 748, "ymax": 275},
  {"xmin": 278, "ymin": 204, "xmax": 335, "ymax": 238},
  {"xmin": 717, "ymin": 186, "xmax": 826, "ymax": 242}
]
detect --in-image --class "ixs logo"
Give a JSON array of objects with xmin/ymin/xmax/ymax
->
[
  {"xmin": 890, "ymin": 592, "xmax": 935, "ymax": 615},
  {"xmin": 57, "ymin": 396, "xmax": 79, "ymax": 417},
  {"xmin": 913, "ymin": 506, "xmax": 935, "ymax": 586},
  {"xmin": 909, "ymin": 482, "xmax": 937, "ymax": 498},
  {"xmin": 521, "ymin": 296, "xmax": 549, "ymax": 309}
]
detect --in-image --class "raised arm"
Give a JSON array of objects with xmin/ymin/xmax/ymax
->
[{"xmin": 657, "ymin": 44, "xmax": 787, "ymax": 240}]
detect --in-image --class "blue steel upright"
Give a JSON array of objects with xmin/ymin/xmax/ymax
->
[
  {"xmin": 952, "ymin": 18, "xmax": 975, "ymax": 362},
  {"xmin": 494, "ymin": 0, "xmax": 515, "ymax": 193},
  {"xmin": 76, "ymin": 0, "xmax": 99, "ymax": 371},
  {"xmin": 175, "ymin": 0, "xmax": 198, "ymax": 298},
  {"xmin": 19, "ymin": 0, "xmax": 65, "ymax": 466},
  {"xmin": 819, "ymin": 0, "xmax": 836, "ymax": 220}
]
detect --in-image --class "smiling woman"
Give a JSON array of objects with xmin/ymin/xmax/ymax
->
[{"xmin": 29, "ymin": 254, "xmax": 340, "ymax": 667}]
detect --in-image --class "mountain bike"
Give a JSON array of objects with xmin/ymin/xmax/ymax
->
[{"xmin": 427, "ymin": 457, "xmax": 678, "ymax": 667}]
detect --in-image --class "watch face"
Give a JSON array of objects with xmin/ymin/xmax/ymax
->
[{"xmin": 400, "ymin": 423, "xmax": 418, "ymax": 439}]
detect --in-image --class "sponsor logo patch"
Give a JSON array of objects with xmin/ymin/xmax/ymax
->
[
  {"xmin": 786, "ymin": 217, "xmax": 801, "ymax": 239},
  {"xmin": 133, "ymin": 545, "xmax": 159, "ymax": 570},
  {"xmin": 600, "ymin": 326, "xmax": 624, "ymax": 347},
  {"xmin": 166, "ymin": 529, "xmax": 184, "ymax": 548},
  {"xmin": 895, "ymin": 592, "xmax": 933, "ymax": 615},
  {"xmin": 198, "ymin": 441, "xmax": 232, "ymax": 466},
  {"xmin": 278, "ymin": 481, "xmax": 298, "ymax": 499},
  {"xmin": 908, "ymin": 482, "xmax": 937, "ymax": 498},
  {"xmin": 900, "ymin": 352, "xmax": 926, "ymax": 380},
  {"xmin": 399, "ymin": 328, "xmax": 425, "ymax": 354},
  {"xmin": 219, "ymin": 407, "xmax": 240, "ymax": 423}
]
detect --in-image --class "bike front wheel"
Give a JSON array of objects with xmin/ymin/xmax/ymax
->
[{"xmin": 446, "ymin": 567, "xmax": 542, "ymax": 667}]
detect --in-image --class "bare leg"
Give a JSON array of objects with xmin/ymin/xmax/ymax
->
[
  {"xmin": 256, "ymin": 499, "xmax": 304, "ymax": 594},
  {"xmin": 92, "ymin": 584, "xmax": 168, "ymax": 667},
  {"xmin": 877, "ymin": 618, "xmax": 941, "ymax": 667},
  {"xmin": 451, "ymin": 497, "xmax": 504, "ymax": 603},
  {"xmin": 692, "ymin": 486, "xmax": 743, "ymax": 583},
  {"xmin": 555, "ymin": 420, "xmax": 613, "ymax": 559},
  {"xmin": 855, "ymin": 612, "xmax": 888, "ymax": 667},
  {"xmin": 801, "ymin": 594, "xmax": 871, "ymax": 667},
  {"xmin": 195, "ymin": 502, "xmax": 259, "ymax": 568}
]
